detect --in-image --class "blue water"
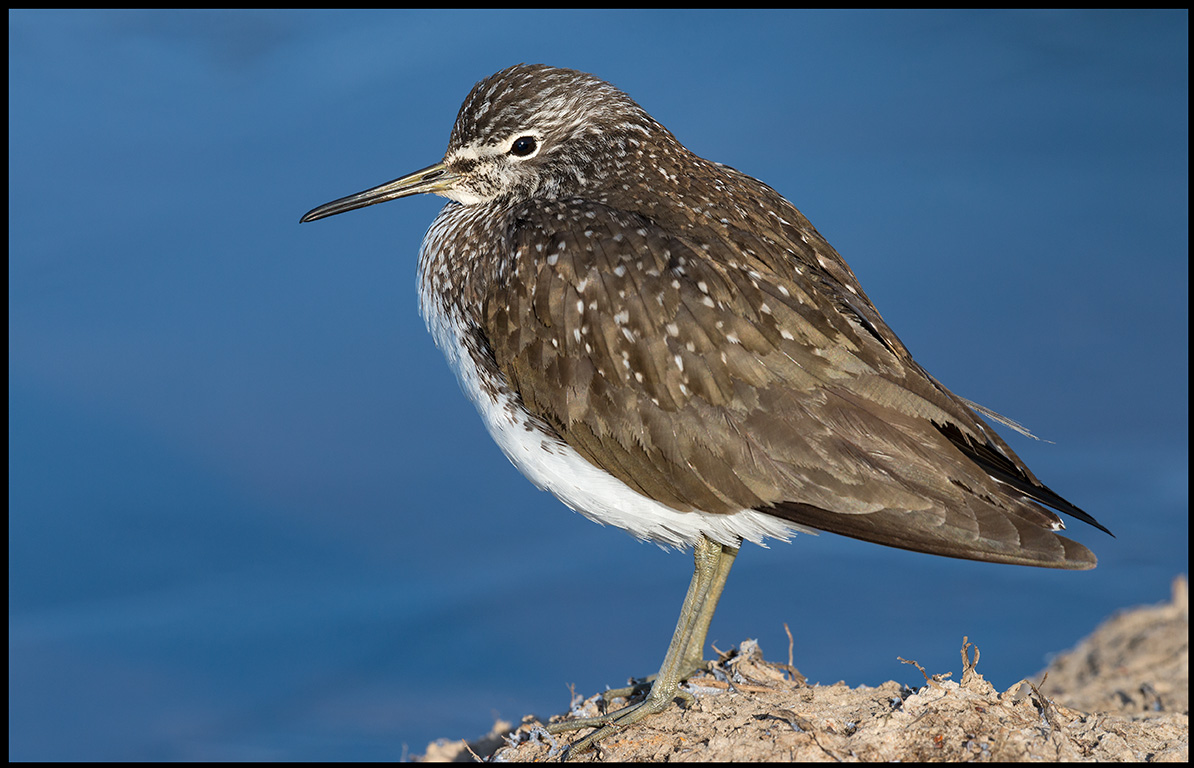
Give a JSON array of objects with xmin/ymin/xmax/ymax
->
[{"xmin": 9, "ymin": 9, "xmax": 1188, "ymax": 761}]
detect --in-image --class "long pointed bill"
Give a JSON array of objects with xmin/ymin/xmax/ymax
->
[{"xmin": 299, "ymin": 162, "xmax": 456, "ymax": 223}]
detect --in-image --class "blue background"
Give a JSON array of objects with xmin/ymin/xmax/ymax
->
[{"xmin": 9, "ymin": 9, "xmax": 1187, "ymax": 761}]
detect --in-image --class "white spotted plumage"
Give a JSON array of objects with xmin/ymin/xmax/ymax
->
[{"xmin": 417, "ymin": 202, "xmax": 810, "ymax": 549}]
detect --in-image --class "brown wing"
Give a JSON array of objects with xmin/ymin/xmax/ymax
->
[{"xmin": 482, "ymin": 197, "xmax": 1100, "ymax": 569}]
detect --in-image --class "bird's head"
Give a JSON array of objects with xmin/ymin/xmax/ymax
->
[{"xmin": 301, "ymin": 64, "xmax": 672, "ymax": 223}]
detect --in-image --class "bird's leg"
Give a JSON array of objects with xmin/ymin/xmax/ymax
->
[
  {"xmin": 547, "ymin": 534, "xmax": 740, "ymax": 758},
  {"xmin": 598, "ymin": 534, "xmax": 739, "ymax": 703},
  {"xmin": 681, "ymin": 534, "xmax": 737, "ymax": 672}
]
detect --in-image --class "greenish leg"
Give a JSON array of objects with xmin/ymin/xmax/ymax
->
[
  {"xmin": 546, "ymin": 534, "xmax": 740, "ymax": 758},
  {"xmin": 599, "ymin": 533, "xmax": 738, "ymax": 701},
  {"xmin": 681, "ymin": 535, "xmax": 737, "ymax": 672}
]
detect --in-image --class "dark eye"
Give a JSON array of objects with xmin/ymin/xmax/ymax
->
[{"xmin": 510, "ymin": 136, "xmax": 538, "ymax": 157}]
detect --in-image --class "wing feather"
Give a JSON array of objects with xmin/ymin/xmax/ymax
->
[{"xmin": 481, "ymin": 197, "xmax": 1100, "ymax": 568}]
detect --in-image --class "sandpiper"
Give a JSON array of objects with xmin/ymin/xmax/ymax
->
[{"xmin": 301, "ymin": 63, "xmax": 1109, "ymax": 757}]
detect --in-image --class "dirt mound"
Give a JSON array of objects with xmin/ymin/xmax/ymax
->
[{"xmin": 420, "ymin": 576, "xmax": 1187, "ymax": 762}]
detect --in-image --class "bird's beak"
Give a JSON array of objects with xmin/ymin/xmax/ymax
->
[{"xmin": 300, "ymin": 161, "xmax": 457, "ymax": 223}]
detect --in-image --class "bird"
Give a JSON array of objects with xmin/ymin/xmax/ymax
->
[{"xmin": 300, "ymin": 63, "xmax": 1110, "ymax": 757}]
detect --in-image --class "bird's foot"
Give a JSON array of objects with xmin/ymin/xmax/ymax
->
[
  {"xmin": 546, "ymin": 667, "xmax": 703, "ymax": 760},
  {"xmin": 595, "ymin": 657, "xmax": 707, "ymax": 707}
]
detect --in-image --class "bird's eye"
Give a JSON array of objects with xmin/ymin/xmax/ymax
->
[{"xmin": 510, "ymin": 136, "xmax": 538, "ymax": 157}]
